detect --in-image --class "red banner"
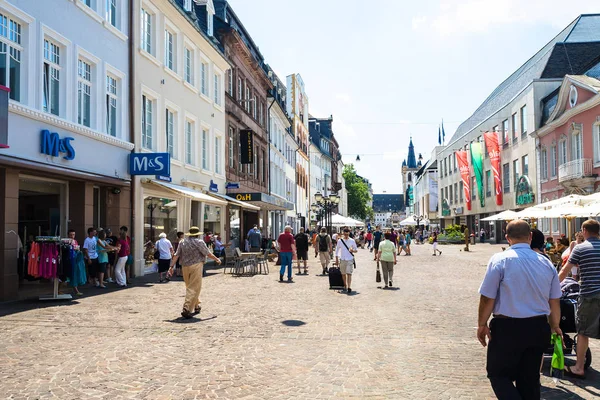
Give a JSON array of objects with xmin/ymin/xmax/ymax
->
[
  {"xmin": 455, "ymin": 151, "xmax": 471, "ymax": 211},
  {"xmin": 483, "ymin": 131, "xmax": 503, "ymax": 206}
]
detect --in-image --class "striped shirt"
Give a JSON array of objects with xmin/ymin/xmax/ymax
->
[
  {"xmin": 174, "ymin": 237, "xmax": 210, "ymax": 267},
  {"xmin": 568, "ymin": 237, "xmax": 600, "ymax": 297}
]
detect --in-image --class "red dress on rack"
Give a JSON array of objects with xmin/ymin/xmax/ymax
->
[{"xmin": 28, "ymin": 242, "xmax": 40, "ymax": 277}]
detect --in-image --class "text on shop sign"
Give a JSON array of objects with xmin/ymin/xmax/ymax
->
[
  {"xmin": 41, "ymin": 130, "xmax": 75, "ymax": 160},
  {"xmin": 129, "ymin": 153, "xmax": 171, "ymax": 176}
]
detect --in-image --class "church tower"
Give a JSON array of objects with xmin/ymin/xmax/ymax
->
[{"xmin": 402, "ymin": 137, "xmax": 421, "ymax": 213}]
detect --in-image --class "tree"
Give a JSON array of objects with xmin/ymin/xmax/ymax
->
[{"xmin": 343, "ymin": 164, "xmax": 372, "ymax": 220}]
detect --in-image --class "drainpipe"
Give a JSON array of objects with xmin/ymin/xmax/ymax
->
[
  {"xmin": 266, "ymin": 97, "xmax": 275, "ymax": 237},
  {"xmin": 128, "ymin": 0, "xmax": 136, "ymax": 276}
]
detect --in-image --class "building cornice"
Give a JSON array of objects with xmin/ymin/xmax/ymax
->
[
  {"xmin": 10, "ymin": 102, "xmax": 134, "ymax": 151},
  {"xmin": 535, "ymin": 95, "xmax": 600, "ymax": 138}
]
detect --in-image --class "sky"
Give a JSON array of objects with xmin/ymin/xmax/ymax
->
[{"xmin": 228, "ymin": 0, "xmax": 598, "ymax": 194}]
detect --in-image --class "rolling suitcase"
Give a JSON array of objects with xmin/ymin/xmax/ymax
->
[{"xmin": 328, "ymin": 267, "xmax": 344, "ymax": 289}]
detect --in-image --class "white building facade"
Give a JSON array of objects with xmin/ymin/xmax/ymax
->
[{"xmin": 133, "ymin": 0, "xmax": 229, "ymax": 274}]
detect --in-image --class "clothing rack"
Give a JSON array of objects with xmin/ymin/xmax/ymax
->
[{"xmin": 35, "ymin": 236, "xmax": 72, "ymax": 301}]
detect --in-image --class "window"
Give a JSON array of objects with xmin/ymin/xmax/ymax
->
[
  {"xmin": 202, "ymin": 129, "xmax": 208, "ymax": 170},
  {"xmin": 184, "ymin": 47, "xmax": 193, "ymax": 84},
  {"xmin": 227, "ymin": 70, "xmax": 233, "ymax": 96},
  {"xmin": 454, "ymin": 153, "xmax": 457, "ymax": 173},
  {"xmin": 522, "ymin": 155, "xmax": 529, "ymax": 176},
  {"xmin": 0, "ymin": 13, "xmax": 22, "ymax": 101},
  {"xmin": 551, "ymin": 145, "xmax": 557, "ymax": 177},
  {"xmin": 106, "ymin": 75, "xmax": 117, "ymax": 136},
  {"xmin": 513, "ymin": 159, "xmax": 520, "ymax": 190},
  {"xmin": 214, "ymin": 73, "xmax": 221, "ymax": 105},
  {"xmin": 207, "ymin": 13, "xmax": 213, "ymax": 36},
  {"xmin": 252, "ymin": 94, "xmax": 257, "ymax": 119},
  {"xmin": 459, "ymin": 181, "xmax": 463, "ymax": 202},
  {"xmin": 259, "ymin": 102, "xmax": 264, "ymax": 126},
  {"xmin": 559, "ymin": 138, "xmax": 567, "ymax": 165},
  {"xmin": 183, "ymin": 0, "xmax": 192, "ymax": 11},
  {"xmin": 594, "ymin": 124, "xmax": 600, "ymax": 164},
  {"xmin": 43, "ymin": 39, "xmax": 60, "ymax": 116},
  {"xmin": 541, "ymin": 148, "xmax": 548, "ymax": 181},
  {"xmin": 245, "ymin": 85, "xmax": 250, "ymax": 112},
  {"xmin": 512, "ymin": 113, "xmax": 518, "ymax": 142},
  {"xmin": 572, "ymin": 130, "xmax": 582, "ymax": 161},
  {"xmin": 82, "ymin": 0, "xmax": 92, "ymax": 7},
  {"xmin": 185, "ymin": 120, "xmax": 193, "ymax": 165},
  {"xmin": 520, "ymin": 105, "xmax": 527, "ymax": 137},
  {"xmin": 164, "ymin": 30, "xmax": 174, "ymax": 70},
  {"xmin": 106, "ymin": 0, "xmax": 117, "ymax": 27},
  {"xmin": 485, "ymin": 170, "xmax": 491, "ymax": 197},
  {"xmin": 502, "ymin": 120, "xmax": 509, "ymax": 146},
  {"xmin": 200, "ymin": 62, "xmax": 208, "ymax": 95},
  {"xmin": 454, "ymin": 182, "xmax": 458, "ymax": 203},
  {"xmin": 503, "ymin": 163, "xmax": 510, "ymax": 193},
  {"xmin": 77, "ymin": 59, "xmax": 91, "ymax": 127},
  {"xmin": 166, "ymin": 109, "xmax": 175, "ymax": 158},
  {"xmin": 237, "ymin": 77, "xmax": 242, "ymax": 100},
  {"xmin": 228, "ymin": 127, "xmax": 234, "ymax": 168},
  {"xmin": 449, "ymin": 185, "xmax": 453, "ymax": 204},
  {"xmin": 140, "ymin": 8, "xmax": 152, "ymax": 54},
  {"xmin": 471, "ymin": 176, "xmax": 476, "ymax": 200},
  {"xmin": 215, "ymin": 137, "xmax": 221, "ymax": 174},
  {"xmin": 142, "ymin": 95, "xmax": 153, "ymax": 149}
]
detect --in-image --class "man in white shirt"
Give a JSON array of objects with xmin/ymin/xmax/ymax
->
[
  {"xmin": 335, "ymin": 228, "xmax": 358, "ymax": 294},
  {"xmin": 83, "ymin": 227, "xmax": 98, "ymax": 286}
]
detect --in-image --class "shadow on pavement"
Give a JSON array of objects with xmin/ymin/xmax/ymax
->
[
  {"xmin": 282, "ymin": 319, "xmax": 306, "ymax": 327},
  {"xmin": 377, "ymin": 286, "xmax": 400, "ymax": 291},
  {"xmin": 164, "ymin": 315, "xmax": 217, "ymax": 324}
]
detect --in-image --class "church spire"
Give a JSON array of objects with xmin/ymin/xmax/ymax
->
[{"xmin": 407, "ymin": 136, "xmax": 417, "ymax": 169}]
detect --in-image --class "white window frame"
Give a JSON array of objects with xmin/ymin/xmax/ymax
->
[
  {"xmin": 227, "ymin": 69, "xmax": 233, "ymax": 96},
  {"xmin": 164, "ymin": 29, "xmax": 175, "ymax": 71},
  {"xmin": 559, "ymin": 136, "xmax": 568, "ymax": 165},
  {"xmin": 213, "ymin": 71, "xmax": 221, "ymax": 106},
  {"xmin": 105, "ymin": 0, "xmax": 118, "ymax": 28},
  {"xmin": 140, "ymin": 6, "xmax": 155, "ymax": 56},
  {"xmin": 237, "ymin": 76, "xmax": 242, "ymax": 100},
  {"xmin": 77, "ymin": 58, "xmax": 92, "ymax": 127},
  {"xmin": 165, "ymin": 107, "xmax": 176, "ymax": 159},
  {"xmin": 184, "ymin": 117, "xmax": 195, "ymax": 166},
  {"xmin": 572, "ymin": 127, "xmax": 582, "ymax": 161},
  {"xmin": 0, "ymin": 10, "xmax": 25, "ymax": 103},
  {"xmin": 106, "ymin": 74, "xmax": 118, "ymax": 136},
  {"xmin": 215, "ymin": 134, "xmax": 222, "ymax": 175},
  {"xmin": 141, "ymin": 87, "xmax": 158, "ymax": 150},
  {"xmin": 551, "ymin": 144, "xmax": 557, "ymax": 178},
  {"xmin": 207, "ymin": 10, "xmax": 214, "ymax": 36},
  {"xmin": 541, "ymin": 147, "xmax": 548, "ymax": 181},
  {"xmin": 184, "ymin": 45, "xmax": 193, "ymax": 85},
  {"xmin": 42, "ymin": 28, "xmax": 70, "ymax": 118},
  {"xmin": 594, "ymin": 123, "xmax": 600, "ymax": 167},
  {"xmin": 520, "ymin": 104, "xmax": 528, "ymax": 137},
  {"xmin": 105, "ymin": 63, "xmax": 125, "ymax": 139},
  {"xmin": 183, "ymin": 0, "xmax": 192, "ymax": 12},
  {"xmin": 228, "ymin": 126, "xmax": 234, "ymax": 168},
  {"xmin": 200, "ymin": 57, "xmax": 209, "ymax": 98},
  {"xmin": 201, "ymin": 125, "xmax": 210, "ymax": 171}
]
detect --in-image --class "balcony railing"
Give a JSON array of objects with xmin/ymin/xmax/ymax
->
[{"xmin": 558, "ymin": 158, "xmax": 593, "ymax": 183}]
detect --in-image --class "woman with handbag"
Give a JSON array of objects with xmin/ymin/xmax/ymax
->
[{"xmin": 376, "ymin": 232, "xmax": 397, "ymax": 288}]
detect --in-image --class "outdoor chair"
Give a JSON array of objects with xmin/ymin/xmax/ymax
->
[{"xmin": 256, "ymin": 249, "xmax": 269, "ymax": 275}]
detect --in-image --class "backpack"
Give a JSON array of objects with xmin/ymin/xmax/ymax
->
[{"xmin": 319, "ymin": 235, "xmax": 329, "ymax": 252}]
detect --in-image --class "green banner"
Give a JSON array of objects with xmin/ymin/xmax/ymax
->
[{"xmin": 470, "ymin": 142, "xmax": 485, "ymax": 208}]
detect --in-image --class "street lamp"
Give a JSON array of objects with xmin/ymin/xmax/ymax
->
[
  {"xmin": 315, "ymin": 191, "xmax": 323, "ymax": 203},
  {"xmin": 313, "ymin": 193, "xmax": 339, "ymax": 235}
]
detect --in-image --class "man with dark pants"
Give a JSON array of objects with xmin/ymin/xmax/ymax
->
[
  {"xmin": 372, "ymin": 226, "xmax": 383, "ymax": 260},
  {"xmin": 478, "ymin": 220, "xmax": 562, "ymax": 399},
  {"xmin": 559, "ymin": 219, "xmax": 600, "ymax": 379},
  {"xmin": 247, "ymin": 225, "xmax": 262, "ymax": 253},
  {"xmin": 294, "ymin": 227, "xmax": 310, "ymax": 275}
]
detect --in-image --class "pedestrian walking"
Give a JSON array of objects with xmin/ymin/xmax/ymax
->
[
  {"xmin": 397, "ymin": 231, "xmax": 405, "ymax": 255},
  {"xmin": 478, "ymin": 220, "xmax": 562, "ymax": 399},
  {"xmin": 278, "ymin": 226, "xmax": 297, "ymax": 282},
  {"xmin": 173, "ymin": 231, "xmax": 185, "ymax": 277},
  {"xmin": 365, "ymin": 230, "xmax": 373, "ymax": 250},
  {"xmin": 247, "ymin": 225, "xmax": 262, "ymax": 253},
  {"xmin": 105, "ymin": 228, "xmax": 118, "ymax": 284},
  {"xmin": 156, "ymin": 233, "xmax": 174, "ymax": 283},
  {"xmin": 336, "ymin": 228, "xmax": 358, "ymax": 294},
  {"xmin": 96, "ymin": 230, "xmax": 114, "ymax": 288},
  {"xmin": 114, "ymin": 230, "xmax": 129, "ymax": 287},
  {"xmin": 558, "ymin": 219, "xmax": 600, "ymax": 379},
  {"xmin": 432, "ymin": 231, "xmax": 442, "ymax": 256},
  {"xmin": 120, "ymin": 226, "xmax": 133, "ymax": 284},
  {"xmin": 480, "ymin": 228, "xmax": 486, "ymax": 243},
  {"xmin": 376, "ymin": 232, "xmax": 397, "ymax": 288},
  {"xmin": 372, "ymin": 226, "xmax": 383, "ymax": 259},
  {"xmin": 294, "ymin": 227, "xmax": 310, "ymax": 275},
  {"xmin": 405, "ymin": 230, "xmax": 412, "ymax": 256},
  {"xmin": 168, "ymin": 227, "xmax": 222, "ymax": 319},
  {"xmin": 317, "ymin": 227, "xmax": 333, "ymax": 275}
]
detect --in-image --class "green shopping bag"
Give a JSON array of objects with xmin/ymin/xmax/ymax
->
[{"xmin": 551, "ymin": 333, "xmax": 564, "ymax": 382}]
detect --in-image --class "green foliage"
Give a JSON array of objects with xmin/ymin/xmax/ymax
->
[
  {"xmin": 343, "ymin": 164, "xmax": 371, "ymax": 220},
  {"xmin": 439, "ymin": 224, "xmax": 465, "ymax": 241}
]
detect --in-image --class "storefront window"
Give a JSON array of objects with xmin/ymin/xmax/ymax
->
[
  {"xmin": 144, "ymin": 196, "xmax": 178, "ymax": 264},
  {"xmin": 229, "ymin": 207, "xmax": 240, "ymax": 248},
  {"xmin": 204, "ymin": 204, "xmax": 221, "ymax": 235}
]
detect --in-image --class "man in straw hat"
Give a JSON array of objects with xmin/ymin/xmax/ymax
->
[{"xmin": 169, "ymin": 226, "xmax": 222, "ymax": 319}]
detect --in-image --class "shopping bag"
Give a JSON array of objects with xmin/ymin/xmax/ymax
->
[
  {"xmin": 551, "ymin": 333, "xmax": 564, "ymax": 382},
  {"xmin": 376, "ymin": 260, "xmax": 381, "ymax": 283}
]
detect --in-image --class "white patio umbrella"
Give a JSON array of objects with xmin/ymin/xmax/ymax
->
[
  {"xmin": 515, "ymin": 207, "xmax": 549, "ymax": 220},
  {"xmin": 399, "ymin": 216, "xmax": 417, "ymax": 226},
  {"xmin": 534, "ymin": 194, "xmax": 584, "ymax": 209},
  {"xmin": 480, "ymin": 210, "xmax": 519, "ymax": 221}
]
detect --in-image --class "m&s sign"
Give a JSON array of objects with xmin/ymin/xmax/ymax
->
[{"xmin": 129, "ymin": 153, "xmax": 170, "ymax": 176}]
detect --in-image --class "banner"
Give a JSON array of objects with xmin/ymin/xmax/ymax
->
[
  {"xmin": 428, "ymin": 171, "xmax": 438, "ymax": 212},
  {"xmin": 483, "ymin": 131, "xmax": 503, "ymax": 206},
  {"xmin": 239, "ymin": 129, "xmax": 254, "ymax": 164},
  {"xmin": 470, "ymin": 142, "xmax": 485, "ymax": 208},
  {"xmin": 455, "ymin": 151, "xmax": 471, "ymax": 211}
]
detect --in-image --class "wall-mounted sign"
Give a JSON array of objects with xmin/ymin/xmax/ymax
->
[
  {"xmin": 240, "ymin": 129, "xmax": 254, "ymax": 164},
  {"xmin": 516, "ymin": 175, "xmax": 535, "ymax": 206},
  {"xmin": 232, "ymin": 192, "xmax": 294, "ymax": 210},
  {"xmin": 155, "ymin": 175, "xmax": 172, "ymax": 183},
  {"xmin": 41, "ymin": 129, "xmax": 75, "ymax": 160},
  {"xmin": 130, "ymin": 153, "xmax": 170, "ymax": 176},
  {"xmin": 455, "ymin": 206, "xmax": 464, "ymax": 214},
  {"xmin": 225, "ymin": 182, "xmax": 240, "ymax": 190},
  {"xmin": 209, "ymin": 180, "xmax": 218, "ymax": 193},
  {"xmin": 442, "ymin": 198, "xmax": 451, "ymax": 216}
]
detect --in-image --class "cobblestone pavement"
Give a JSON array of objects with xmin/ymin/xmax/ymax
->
[{"xmin": 1, "ymin": 243, "xmax": 599, "ymax": 399}]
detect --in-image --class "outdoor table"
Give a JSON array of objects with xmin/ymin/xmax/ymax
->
[{"xmin": 238, "ymin": 252, "xmax": 258, "ymax": 275}]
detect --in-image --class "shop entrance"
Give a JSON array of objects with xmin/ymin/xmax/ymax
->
[{"xmin": 18, "ymin": 176, "xmax": 67, "ymax": 287}]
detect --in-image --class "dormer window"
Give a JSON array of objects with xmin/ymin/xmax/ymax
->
[
  {"xmin": 184, "ymin": 0, "xmax": 192, "ymax": 12},
  {"xmin": 207, "ymin": 13, "xmax": 213, "ymax": 36}
]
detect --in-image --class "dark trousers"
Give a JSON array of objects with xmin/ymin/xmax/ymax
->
[{"xmin": 487, "ymin": 316, "xmax": 550, "ymax": 400}]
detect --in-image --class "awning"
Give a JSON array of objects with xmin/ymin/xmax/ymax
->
[
  {"xmin": 207, "ymin": 192, "xmax": 261, "ymax": 211},
  {"xmin": 149, "ymin": 180, "xmax": 227, "ymax": 206}
]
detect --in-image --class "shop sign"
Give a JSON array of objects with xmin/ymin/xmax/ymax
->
[
  {"xmin": 40, "ymin": 129, "xmax": 75, "ymax": 160},
  {"xmin": 233, "ymin": 192, "xmax": 294, "ymax": 210},
  {"xmin": 155, "ymin": 175, "xmax": 172, "ymax": 183},
  {"xmin": 225, "ymin": 182, "xmax": 240, "ymax": 190},
  {"xmin": 441, "ymin": 198, "xmax": 451, "ymax": 216},
  {"xmin": 516, "ymin": 175, "xmax": 535, "ymax": 206},
  {"xmin": 209, "ymin": 180, "xmax": 218, "ymax": 193},
  {"xmin": 240, "ymin": 129, "xmax": 254, "ymax": 164},
  {"xmin": 129, "ymin": 153, "xmax": 170, "ymax": 176},
  {"xmin": 456, "ymin": 206, "xmax": 464, "ymax": 214}
]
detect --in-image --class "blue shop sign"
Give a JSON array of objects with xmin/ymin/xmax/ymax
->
[
  {"xmin": 225, "ymin": 182, "xmax": 240, "ymax": 190},
  {"xmin": 209, "ymin": 180, "xmax": 218, "ymax": 193},
  {"xmin": 129, "ymin": 153, "xmax": 170, "ymax": 176},
  {"xmin": 40, "ymin": 130, "xmax": 75, "ymax": 160}
]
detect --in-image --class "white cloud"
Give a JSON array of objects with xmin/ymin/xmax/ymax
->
[
  {"xmin": 334, "ymin": 117, "xmax": 358, "ymax": 139},
  {"xmin": 335, "ymin": 93, "xmax": 352, "ymax": 103},
  {"xmin": 413, "ymin": 0, "xmax": 598, "ymax": 37}
]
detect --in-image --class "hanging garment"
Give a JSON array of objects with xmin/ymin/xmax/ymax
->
[
  {"xmin": 27, "ymin": 242, "xmax": 40, "ymax": 277},
  {"xmin": 60, "ymin": 245, "xmax": 73, "ymax": 281},
  {"xmin": 39, "ymin": 243, "xmax": 59, "ymax": 279},
  {"xmin": 70, "ymin": 250, "xmax": 87, "ymax": 287}
]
